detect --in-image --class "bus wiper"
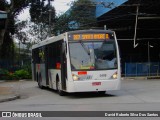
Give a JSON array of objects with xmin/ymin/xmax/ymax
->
[{"xmin": 80, "ymin": 41, "xmax": 90, "ymax": 55}]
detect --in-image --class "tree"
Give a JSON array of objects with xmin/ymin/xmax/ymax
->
[
  {"xmin": 54, "ymin": 14, "xmax": 72, "ymax": 35},
  {"xmin": 0, "ymin": 0, "xmax": 31, "ymax": 59},
  {"xmin": 15, "ymin": 20, "xmax": 28, "ymax": 43},
  {"xmin": 54, "ymin": 0, "xmax": 97, "ymax": 34},
  {"xmin": 0, "ymin": 0, "xmax": 56, "ymax": 59},
  {"xmin": 70, "ymin": 0, "xmax": 97, "ymax": 29},
  {"xmin": 0, "ymin": 1, "xmax": 14, "ymax": 59},
  {"xmin": 30, "ymin": 0, "xmax": 55, "ymax": 38}
]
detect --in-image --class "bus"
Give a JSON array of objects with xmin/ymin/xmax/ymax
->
[{"xmin": 32, "ymin": 30, "xmax": 121, "ymax": 95}]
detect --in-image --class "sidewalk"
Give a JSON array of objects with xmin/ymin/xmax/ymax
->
[{"xmin": 0, "ymin": 80, "xmax": 20, "ymax": 103}]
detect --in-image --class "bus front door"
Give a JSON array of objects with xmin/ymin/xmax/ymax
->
[{"xmin": 61, "ymin": 42, "xmax": 67, "ymax": 90}]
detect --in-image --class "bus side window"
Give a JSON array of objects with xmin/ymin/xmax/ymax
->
[
  {"xmin": 33, "ymin": 48, "xmax": 41, "ymax": 64},
  {"xmin": 47, "ymin": 41, "xmax": 62, "ymax": 69},
  {"xmin": 39, "ymin": 47, "xmax": 45, "ymax": 63}
]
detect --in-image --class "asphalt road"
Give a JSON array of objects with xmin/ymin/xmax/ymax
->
[{"xmin": 0, "ymin": 78, "xmax": 160, "ymax": 120}]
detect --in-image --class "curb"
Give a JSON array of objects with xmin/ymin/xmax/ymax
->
[
  {"xmin": 0, "ymin": 80, "xmax": 6, "ymax": 83},
  {"xmin": 0, "ymin": 95, "xmax": 20, "ymax": 103},
  {"xmin": 122, "ymin": 77, "xmax": 147, "ymax": 80}
]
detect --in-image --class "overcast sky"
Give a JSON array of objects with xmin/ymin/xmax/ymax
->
[
  {"xmin": 18, "ymin": 0, "xmax": 75, "ymax": 20},
  {"xmin": 53, "ymin": 0, "xmax": 75, "ymax": 14}
]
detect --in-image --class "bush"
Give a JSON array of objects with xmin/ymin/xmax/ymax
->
[
  {"xmin": 0, "ymin": 68, "xmax": 32, "ymax": 80},
  {"xmin": 14, "ymin": 69, "xmax": 31, "ymax": 79},
  {"xmin": 0, "ymin": 69, "xmax": 9, "ymax": 80},
  {"xmin": 21, "ymin": 65, "xmax": 32, "ymax": 76},
  {"xmin": 0, "ymin": 68, "xmax": 9, "ymax": 75}
]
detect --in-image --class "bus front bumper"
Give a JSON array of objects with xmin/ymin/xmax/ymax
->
[{"xmin": 66, "ymin": 79, "xmax": 121, "ymax": 93}]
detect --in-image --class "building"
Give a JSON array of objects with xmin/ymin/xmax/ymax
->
[
  {"xmin": 95, "ymin": 0, "xmax": 160, "ymax": 76},
  {"xmin": 0, "ymin": 10, "xmax": 7, "ymax": 45}
]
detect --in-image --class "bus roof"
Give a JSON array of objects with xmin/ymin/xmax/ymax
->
[
  {"xmin": 68, "ymin": 29, "xmax": 114, "ymax": 34},
  {"xmin": 32, "ymin": 33, "xmax": 66, "ymax": 49}
]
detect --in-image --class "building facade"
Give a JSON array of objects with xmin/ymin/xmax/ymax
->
[{"xmin": 96, "ymin": 0, "xmax": 160, "ymax": 76}]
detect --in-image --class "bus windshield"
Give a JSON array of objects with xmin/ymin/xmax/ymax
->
[{"xmin": 69, "ymin": 41, "xmax": 117, "ymax": 70}]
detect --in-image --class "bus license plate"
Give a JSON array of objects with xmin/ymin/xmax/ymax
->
[{"xmin": 92, "ymin": 82, "xmax": 101, "ymax": 86}]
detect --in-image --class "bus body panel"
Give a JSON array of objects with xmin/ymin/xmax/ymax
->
[
  {"xmin": 36, "ymin": 63, "xmax": 46, "ymax": 86},
  {"xmin": 48, "ymin": 69, "xmax": 61, "ymax": 89},
  {"xmin": 68, "ymin": 79, "xmax": 120, "ymax": 92},
  {"xmin": 71, "ymin": 70, "xmax": 118, "ymax": 80}
]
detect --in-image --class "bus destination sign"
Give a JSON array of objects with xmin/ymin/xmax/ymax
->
[{"xmin": 72, "ymin": 33, "xmax": 110, "ymax": 40}]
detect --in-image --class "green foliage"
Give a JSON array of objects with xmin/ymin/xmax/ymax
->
[
  {"xmin": 21, "ymin": 65, "xmax": 32, "ymax": 76},
  {"xmin": 0, "ymin": 0, "xmax": 8, "ymax": 11},
  {"xmin": 0, "ymin": 68, "xmax": 32, "ymax": 80},
  {"xmin": 14, "ymin": 69, "xmax": 30, "ymax": 79},
  {"xmin": 30, "ymin": 0, "xmax": 55, "ymax": 25},
  {"xmin": 0, "ymin": 0, "xmax": 28, "ymax": 59},
  {"xmin": 54, "ymin": 14, "xmax": 72, "ymax": 35},
  {"xmin": 0, "ymin": 69, "xmax": 11, "ymax": 80},
  {"xmin": 10, "ymin": 0, "xmax": 31, "ymax": 17},
  {"xmin": 54, "ymin": 0, "xmax": 97, "ymax": 34},
  {"xmin": 14, "ymin": 21, "xmax": 28, "ymax": 44},
  {"xmin": 70, "ymin": 0, "xmax": 97, "ymax": 29},
  {"xmin": 0, "ymin": 69, "xmax": 9, "ymax": 76},
  {"xmin": 0, "ymin": 1, "xmax": 15, "ymax": 59},
  {"xmin": 0, "ymin": 32, "xmax": 15, "ymax": 59},
  {"xmin": 29, "ymin": 0, "xmax": 56, "ymax": 38}
]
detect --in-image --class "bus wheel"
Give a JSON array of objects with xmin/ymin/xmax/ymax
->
[
  {"xmin": 56, "ymin": 80, "xmax": 65, "ymax": 96},
  {"xmin": 38, "ymin": 75, "xmax": 43, "ymax": 89}
]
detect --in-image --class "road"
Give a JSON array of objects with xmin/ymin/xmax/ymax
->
[{"xmin": 0, "ymin": 79, "xmax": 160, "ymax": 120}]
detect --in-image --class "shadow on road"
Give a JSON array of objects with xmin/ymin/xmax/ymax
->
[
  {"xmin": 66, "ymin": 92, "xmax": 116, "ymax": 99},
  {"xmin": 41, "ymin": 86, "xmax": 116, "ymax": 98}
]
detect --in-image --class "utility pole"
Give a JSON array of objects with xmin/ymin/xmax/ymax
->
[{"xmin": 48, "ymin": 0, "xmax": 51, "ymax": 37}]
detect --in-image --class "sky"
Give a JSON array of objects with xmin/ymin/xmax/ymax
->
[
  {"xmin": 18, "ymin": 0, "xmax": 75, "ymax": 20},
  {"xmin": 53, "ymin": 0, "xmax": 75, "ymax": 15}
]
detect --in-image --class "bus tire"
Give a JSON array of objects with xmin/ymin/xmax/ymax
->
[
  {"xmin": 38, "ymin": 74, "xmax": 44, "ymax": 89},
  {"xmin": 56, "ymin": 79, "xmax": 65, "ymax": 96},
  {"xmin": 36, "ymin": 73, "xmax": 38, "ymax": 82}
]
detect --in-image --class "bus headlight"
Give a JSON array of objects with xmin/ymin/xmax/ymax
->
[
  {"xmin": 72, "ymin": 74, "xmax": 79, "ymax": 81},
  {"xmin": 112, "ymin": 72, "xmax": 118, "ymax": 79}
]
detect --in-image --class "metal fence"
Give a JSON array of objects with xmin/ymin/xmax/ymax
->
[
  {"xmin": 125, "ymin": 62, "xmax": 160, "ymax": 77},
  {"xmin": 0, "ymin": 59, "xmax": 18, "ymax": 71},
  {"xmin": 0, "ymin": 58, "xmax": 31, "ymax": 72}
]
